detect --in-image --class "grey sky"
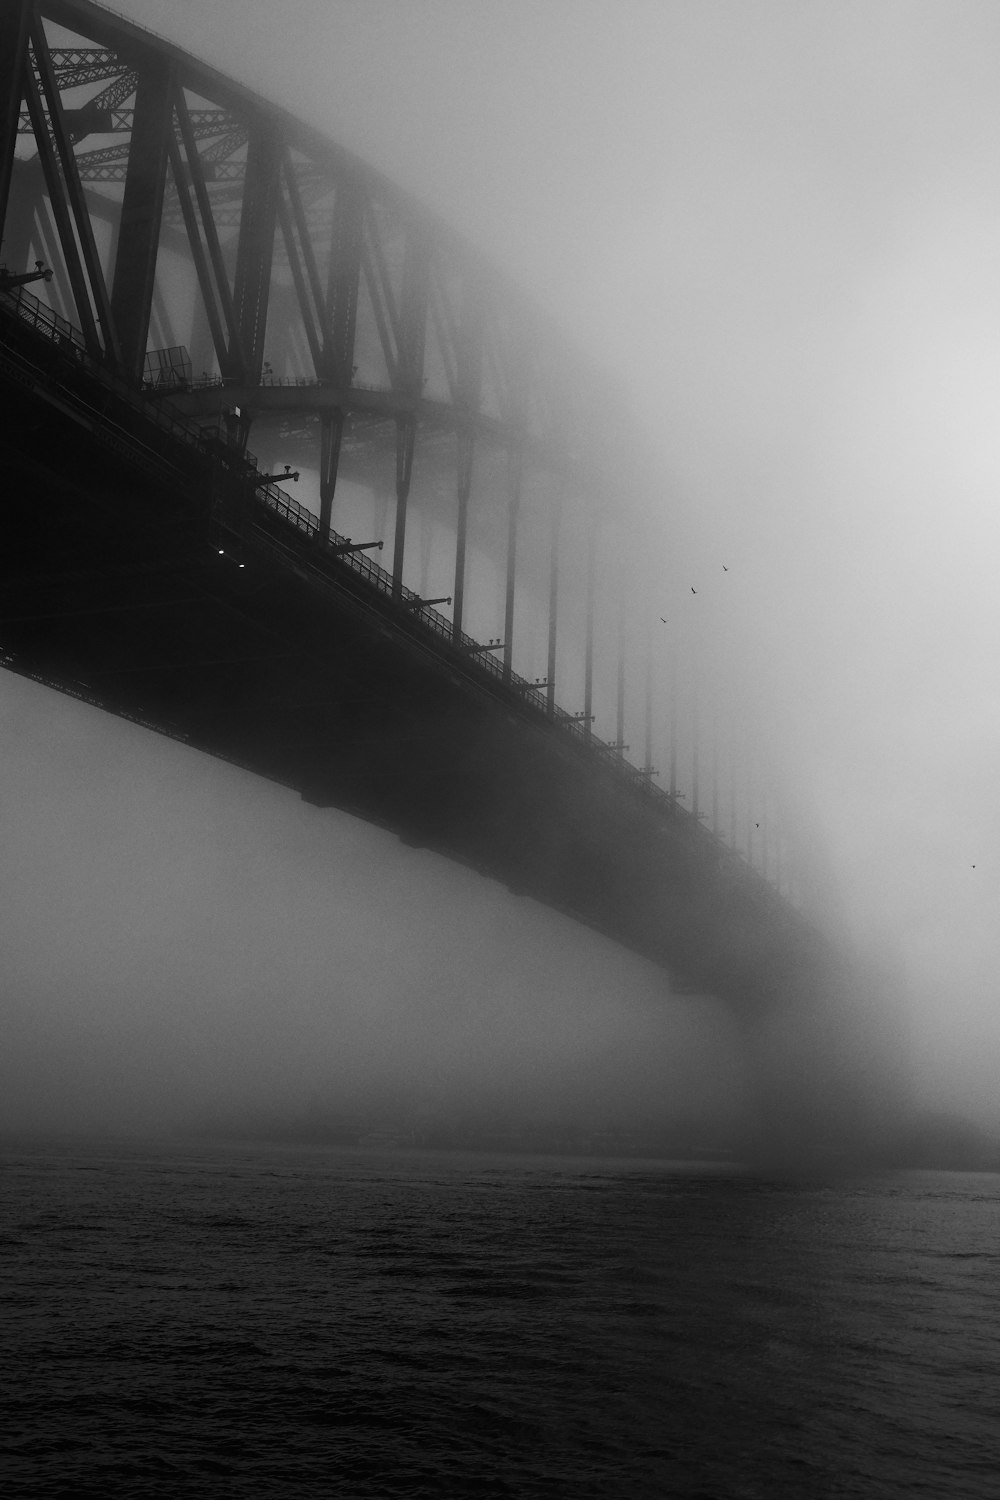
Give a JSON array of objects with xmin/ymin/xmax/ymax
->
[{"xmin": 5, "ymin": 1, "xmax": 1000, "ymax": 1134}]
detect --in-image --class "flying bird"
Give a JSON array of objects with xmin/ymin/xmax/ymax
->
[
  {"xmin": 660, "ymin": 617, "xmax": 667, "ymax": 623},
  {"xmin": 691, "ymin": 587, "xmax": 696, "ymax": 594},
  {"xmin": 723, "ymin": 565, "xmax": 728, "ymax": 571}
]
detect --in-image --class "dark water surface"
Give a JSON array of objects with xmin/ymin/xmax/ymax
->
[{"xmin": 2, "ymin": 1142, "xmax": 998, "ymax": 1497}]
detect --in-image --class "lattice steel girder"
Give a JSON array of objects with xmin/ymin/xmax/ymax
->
[
  {"xmin": 74, "ymin": 154, "xmax": 250, "ymax": 184},
  {"xmin": 65, "ymin": 69, "xmax": 140, "ymax": 143},
  {"xmin": 18, "ymin": 106, "xmax": 127, "ymax": 135},
  {"xmin": 22, "ymin": 106, "xmax": 235, "ymax": 139},
  {"xmin": 47, "ymin": 47, "xmax": 121, "ymax": 83},
  {"xmin": 201, "ymin": 127, "xmax": 247, "ymax": 163}
]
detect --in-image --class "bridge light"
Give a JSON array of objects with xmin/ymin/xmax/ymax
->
[
  {"xmin": 328, "ymin": 538, "xmax": 382, "ymax": 556},
  {"xmin": 0, "ymin": 260, "xmax": 53, "ymax": 290},
  {"xmin": 401, "ymin": 594, "xmax": 452, "ymax": 613},
  {"xmin": 258, "ymin": 465, "xmax": 300, "ymax": 485},
  {"xmin": 461, "ymin": 639, "xmax": 505, "ymax": 655}
]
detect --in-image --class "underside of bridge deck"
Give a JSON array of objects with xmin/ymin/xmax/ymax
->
[{"xmin": 1, "ymin": 287, "xmax": 829, "ymax": 1007}]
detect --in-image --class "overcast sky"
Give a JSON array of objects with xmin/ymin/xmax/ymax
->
[{"xmin": 5, "ymin": 0, "xmax": 1000, "ymax": 1137}]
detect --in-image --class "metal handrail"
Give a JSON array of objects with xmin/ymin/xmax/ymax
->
[
  {"xmin": 0, "ymin": 284, "xmax": 209, "ymax": 458},
  {"xmin": 188, "ymin": 373, "xmax": 395, "ymax": 397},
  {"xmin": 251, "ymin": 476, "xmax": 685, "ymax": 791}
]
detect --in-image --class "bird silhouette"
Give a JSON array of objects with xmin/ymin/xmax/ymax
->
[
  {"xmin": 723, "ymin": 565, "xmax": 728, "ymax": 571},
  {"xmin": 659, "ymin": 617, "xmax": 667, "ymax": 623},
  {"xmin": 691, "ymin": 587, "xmax": 696, "ymax": 594}
]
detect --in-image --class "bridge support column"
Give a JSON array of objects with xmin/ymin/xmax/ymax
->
[
  {"xmin": 691, "ymin": 674, "xmax": 700, "ymax": 818},
  {"xmin": 761, "ymin": 789, "xmax": 769, "ymax": 880},
  {"xmin": 451, "ymin": 429, "xmax": 475, "ymax": 640},
  {"xmin": 616, "ymin": 584, "xmax": 626, "ymax": 758},
  {"xmin": 171, "ymin": 92, "xmax": 241, "ymax": 374},
  {"xmin": 668, "ymin": 647, "xmax": 678, "ymax": 799},
  {"xmin": 231, "ymin": 129, "xmax": 280, "ymax": 382},
  {"xmin": 711, "ymin": 721, "xmax": 719, "ymax": 835},
  {"xmin": 319, "ymin": 408, "xmax": 345, "ymax": 539},
  {"xmin": 111, "ymin": 59, "xmax": 174, "ymax": 380},
  {"xmin": 643, "ymin": 643, "xmax": 653, "ymax": 775},
  {"xmin": 0, "ymin": 0, "xmax": 30, "ymax": 240},
  {"xmin": 1, "ymin": 156, "xmax": 43, "ymax": 284},
  {"xmin": 729, "ymin": 751, "xmax": 738, "ymax": 849},
  {"xmin": 546, "ymin": 487, "xmax": 561, "ymax": 717},
  {"xmin": 324, "ymin": 178, "xmax": 363, "ymax": 384},
  {"xmin": 502, "ymin": 445, "xmax": 522, "ymax": 684},
  {"xmin": 583, "ymin": 527, "xmax": 595, "ymax": 741},
  {"xmin": 392, "ymin": 415, "xmax": 416, "ymax": 597},
  {"xmin": 745, "ymin": 749, "xmax": 756, "ymax": 867}
]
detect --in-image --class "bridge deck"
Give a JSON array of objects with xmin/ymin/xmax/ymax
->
[{"xmin": 0, "ymin": 285, "xmax": 821, "ymax": 1002}]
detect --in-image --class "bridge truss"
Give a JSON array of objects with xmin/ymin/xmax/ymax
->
[{"xmin": 1, "ymin": 0, "xmax": 633, "ymax": 691}]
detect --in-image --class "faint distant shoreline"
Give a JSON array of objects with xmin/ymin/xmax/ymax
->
[{"xmin": 188, "ymin": 1106, "xmax": 1000, "ymax": 1175}]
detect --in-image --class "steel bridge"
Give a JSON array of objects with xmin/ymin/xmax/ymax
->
[{"xmin": 0, "ymin": 0, "xmax": 836, "ymax": 1007}]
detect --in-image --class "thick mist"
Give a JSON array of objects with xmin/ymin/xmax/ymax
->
[
  {"xmin": 1, "ymin": 674, "xmax": 751, "ymax": 1144},
  {"xmin": 5, "ymin": 0, "xmax": 1000, "ymax": 1147}
]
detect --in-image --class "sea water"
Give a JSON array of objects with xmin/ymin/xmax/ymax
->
[{"xmin": 2, "ymin": 1141, "xmax": 998, "ymax": 1497}]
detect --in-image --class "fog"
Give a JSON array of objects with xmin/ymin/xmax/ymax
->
[
  {"xmin": 3, "ymin": 673, "xmax": 753, "ymax": 1143},
  {"xmin": 4, "ymin": 0, "xmax": 1000, "ymax": 1148}
]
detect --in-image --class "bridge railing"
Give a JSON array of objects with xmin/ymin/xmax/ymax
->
[
  {"xmin": 1, "ymin": 285, "xmax": 87, "ymax": 353},
  {"xmin": 1, "ymin": 281, "xmax": 719, "ymax": 838},
  {"xmin": 0, "ymin": 284, "xmax": 213, "ymax": 463},
  {"xmin": 249, "ymin": 471, "xmax": 675, "ymax": 785}
]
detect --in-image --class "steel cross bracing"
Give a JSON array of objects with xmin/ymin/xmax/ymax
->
[{"xmin": 1, "ymin": 0, "xmax": 806, "ymax": 988}]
